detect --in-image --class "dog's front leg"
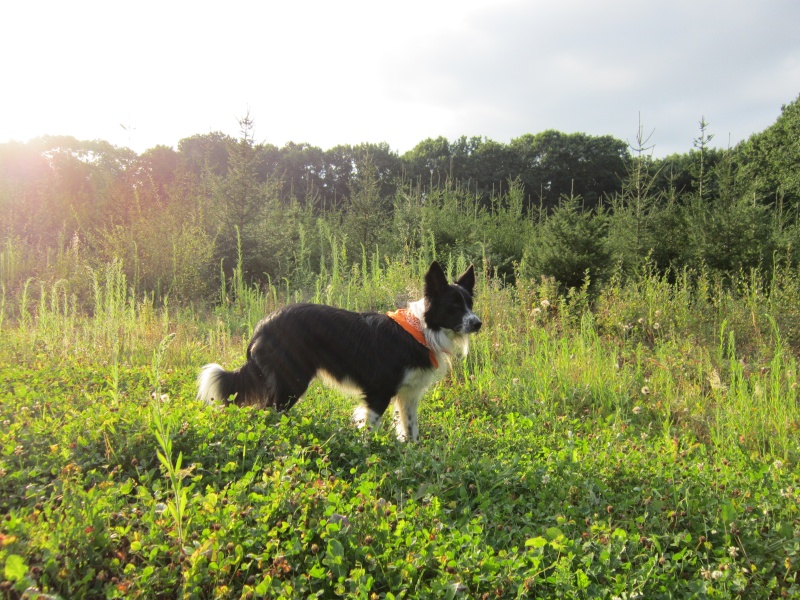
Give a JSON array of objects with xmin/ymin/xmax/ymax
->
[{"xmin": 393, "ymin": 393, "xmax": 421, "ymax": 442}]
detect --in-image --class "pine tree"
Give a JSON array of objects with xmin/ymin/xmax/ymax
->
[
  {"xmin": 344, "ymin": 154, "xmax": 388, "ymax": 256},
  {"xmin": 211, "ymin": 111, "xmax": 281, "ymax": 280}
]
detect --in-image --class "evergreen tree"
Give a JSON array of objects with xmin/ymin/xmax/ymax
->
[
  {"xmin": 522, "ymin": 194, "xmax": 610, "ymax": 291},
  {"xmin": 738, "ymin": 94, "xmax": 800, "ymax": 209},
  {"xmin": 211, "ymin": 112, "xmax": 282, "ymax": 281},
  {"xmin": 607, "ymin": 117, "xmax": 663, "ymax": 274},
  {"xmin": 685, "ymin": 142, "xmax": 773, "ymax": 277},
  {"xmin": 343, "ymin": 154, "xmax": 388, "ymax": 256}
]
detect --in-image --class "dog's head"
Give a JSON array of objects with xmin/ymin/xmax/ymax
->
[{"xmin": 423, "ymin": 261, "xmax": 482, "ymax": 334}]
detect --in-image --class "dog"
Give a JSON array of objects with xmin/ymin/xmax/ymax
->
[{"xmin": 196, "ymin": 261, "xmax": 481, "ymax": 441}]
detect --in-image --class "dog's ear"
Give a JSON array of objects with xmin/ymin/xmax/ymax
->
[
  {"xmin": 424, "ymin": 261, "xmax": 448, "ymax": 297},
  {"xmin": 455, "ymin": 264, "xmax": 476, "ymax": 294}
]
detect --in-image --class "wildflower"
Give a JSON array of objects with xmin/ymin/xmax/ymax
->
[
  {"xmin": 540, "ymin": 299, "xmax": 550, "ymax": 309},
  {"xmin": 652, "ymin": 322, "xmax": 660, "ymax": 330},
  {"xmin": 701, "ymin": 567, "xmax": 711, "ymax": 580},
  {"xmin": 637, "ymin": 317, "xmax": 645, "ymax": 325},
  {"xmin": 728, "ymin": 546, "xmax": 739, "ymax": 558},
  {"xmin": 512, "ymin": 378, "xmax": 520, "ymax": 385},
  {"xmin": 14, "ymin": 445, "xmax": 24, "ymax": 456},
  {"xmin": 640, "ymin": 386, "xmax": 650, "ymax": 395},
  {"xmin": 708, "ymin": 370, "xmax": 726, "ymax": 391},
  {"xmin": 773, "ymin": 460, "xmax": 784, "ymax": 470},
  {"xmin": 532, "ymin": 307, "xmax": 542, "ymax": 316},
  {"xmin": 654, "ymin": 310, "xmax": 662, "ymax": 317},
  {"xmin": 711, "ymin": 570, "xmax": 723, "ymax": 580},
  {"xmin": 632, "ymin": 406, "xmax": 642, "ymax": 415}
]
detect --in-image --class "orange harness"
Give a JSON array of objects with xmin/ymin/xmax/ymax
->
[{"xmin": 386, "ymin": 309, "xmax": 439, "ymax": 368}]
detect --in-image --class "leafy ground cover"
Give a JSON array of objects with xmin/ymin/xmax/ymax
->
[{"xmin": 1, "ymin": 263, "xmax": 799, "ymax": 598}]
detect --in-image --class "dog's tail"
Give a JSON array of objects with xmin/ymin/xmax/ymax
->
[
  {"xmin": 197, "ymin": 360, "xmax": 274, "ymax": 408},
  {"xmin": 197, "ymin": 363, "xmax": 245, "ymax": 404}
]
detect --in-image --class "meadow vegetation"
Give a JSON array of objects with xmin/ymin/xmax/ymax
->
[
  {"xmin": 1, "ymin": 98, "xmax": 800, "ymax": 597},
  {"xmin": 1, "ymin": 254, "xmax": 799, "ymax": 598}
]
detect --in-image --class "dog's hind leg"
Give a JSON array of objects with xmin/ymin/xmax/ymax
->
[
  {"xmin": 354, "ymin": 394, "xmax": 392, "ymax": 432},
  {"xmin": 352, "ymin": 405, "xmax": 381, "ymax": 430}
]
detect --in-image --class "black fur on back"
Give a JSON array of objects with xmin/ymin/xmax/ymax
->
[{"xmin": 242, "ymin": 304, "xmax": 433, "ymax": 413}]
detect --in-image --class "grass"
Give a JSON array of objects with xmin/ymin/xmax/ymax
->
[{"xmin": 1, "ymin": 259, "xmax": 799, "ymax": 598}]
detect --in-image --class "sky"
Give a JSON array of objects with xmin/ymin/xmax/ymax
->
[{"xmin": 2, "ymin": 0, "xmax": 799, "ymax": 158}]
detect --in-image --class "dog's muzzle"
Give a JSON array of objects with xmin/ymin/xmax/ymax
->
[{"xmin": 462, "ymin": 314, "xmax": 482, "ymax": 333}]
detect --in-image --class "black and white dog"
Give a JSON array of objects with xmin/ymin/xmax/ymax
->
[{"xmin": 196, "ymin": 261, "xmax": 481, "ymax": 441}]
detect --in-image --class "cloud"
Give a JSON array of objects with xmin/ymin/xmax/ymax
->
[{"xmin": 382, "ymin": 0, "xmax": 800, "ymax": 155}]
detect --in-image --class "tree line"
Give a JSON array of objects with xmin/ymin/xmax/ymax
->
[{"xmin": 0, "ymin": 96, "xmax": 798, "ymax": 308}]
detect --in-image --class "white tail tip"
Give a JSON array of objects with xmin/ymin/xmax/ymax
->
[{"xmin": 196, "ymin": 363, "xmax": 226, "ymax": 404}]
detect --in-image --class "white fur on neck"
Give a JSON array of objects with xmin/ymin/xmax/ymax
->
[{"xmin": 406, "ymin": 298, "xmax": 470, "ymax": 361}]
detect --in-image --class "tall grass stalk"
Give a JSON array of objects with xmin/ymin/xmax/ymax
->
[
  {"xmin": 0, "ymin": 236, "xmax": 21, "ymax": 291},
  {"xmin": 0, "ymin": 284, "xmax": 5, "ymax": 332},
  {"xmin": 19, "ymin": 277, "xmax": 32, "ymax": 331},
  {"xmin": 219, "ymin": 227, "xmax": 274, "ymax": 336},
  {"xmin": 712, "ymin": 321, "xmax": 799, "ymax": 459},
  {"xmin": 149, "ymin": 333, "xmax": 191, "ymax": 550}
]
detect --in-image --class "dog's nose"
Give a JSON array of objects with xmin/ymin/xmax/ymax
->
[{"xmin": 471, "ymin": 317, "xmax": 482, "ymax": 332}]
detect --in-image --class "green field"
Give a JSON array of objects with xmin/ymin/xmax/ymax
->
[{"xmin": 1, "ymin": 260, "xmax": 799, "ymax": 599}]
